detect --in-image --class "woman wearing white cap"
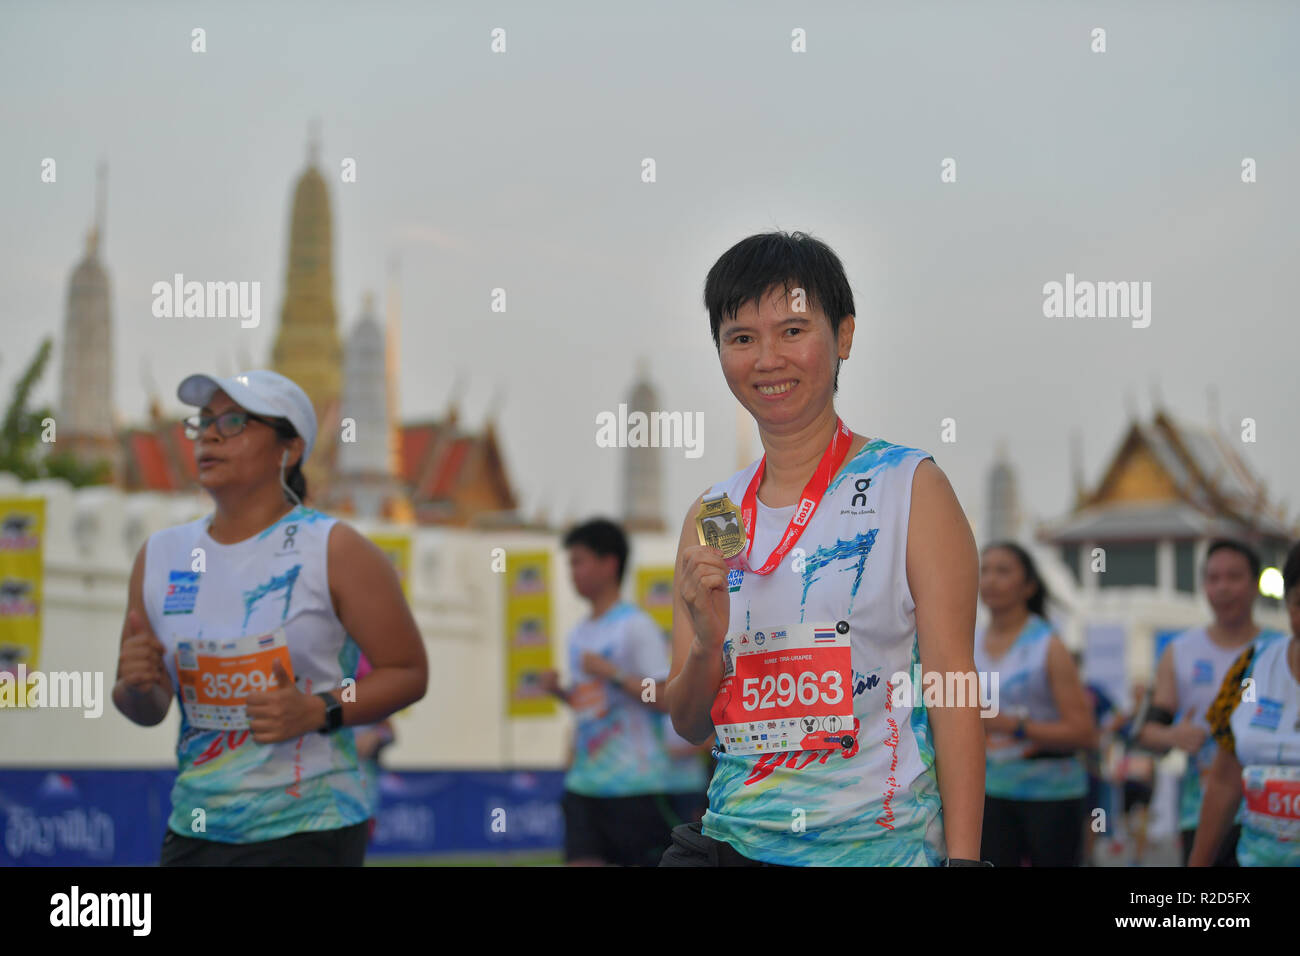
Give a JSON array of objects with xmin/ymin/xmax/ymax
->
[{"xmin": 111, "ymin": 370, "xmax": 428, "ymax": 866}]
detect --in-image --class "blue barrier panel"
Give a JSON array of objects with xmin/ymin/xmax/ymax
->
[
  {"xmin": 0, "ymin": 769, "xmax": 175, "ymax": 866},
  {"xmin": 368, "ymin": 769, "xmax": 565, "ymax": 856},
  {"xmin": 1, "ymin": 768, "xmax": 565, "ymax": 865}
]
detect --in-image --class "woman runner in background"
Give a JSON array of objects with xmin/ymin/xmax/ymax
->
[{"xmin": 975, "ymin": 542, "xmax": 1097, "ymax": 866}]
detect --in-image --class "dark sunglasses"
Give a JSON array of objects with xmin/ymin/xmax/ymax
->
[{"xmin": 183, "ymin": 410, "xmax": 279, "ymax": 440}]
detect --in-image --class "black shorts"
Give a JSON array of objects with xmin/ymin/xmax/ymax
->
[
  {"xmin": 1085, "ymin": 774, "xmax": 1106, "ymax": 812},
  {"xmin": 666, "ymin": 791, "xmax": 709, "ymax": 826},
  {"xmin": 561, "ymin": 790, "xmax": 675, "ymax": 866},
  {"xmin": 1180, "ymin": 825, "xmax": 1240, "ymax": 867},
  {"xmin": 159, "ymin": 821, "xmax": 370, "ymax": 866},
  {"xmin": 981, "ymin": 795, "xmax": 1086, "ymax": 867},
  {"xmin": 1122, "ymin": 781, "xmax": 1153, "ymax": 812},
  {"xmin": 658, "ymin": 821, "xmax": 793, "ymax": 867}
]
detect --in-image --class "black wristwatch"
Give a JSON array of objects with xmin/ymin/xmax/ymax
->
[
  {"xmin": 316, "ymin": 691, "xmax": 343, "ymax": 734},
  {"xmin": 945, "ymin": 858, "xmax": 993, "ymax": 867}
]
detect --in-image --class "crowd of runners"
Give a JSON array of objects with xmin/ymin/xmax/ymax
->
[{"xmin": 112, "ymin": 233, "xmax": 1298, "ymax": 867}]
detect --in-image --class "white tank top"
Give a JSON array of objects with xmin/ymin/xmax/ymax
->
[
  {"xmin": 974, "ymin": 614, "xmax": 1087, "ymax": 799},
  {"xmin": 1171, "ymin": 626, "xmax": 1269, "ymax": 829},
  {"xmin": 975, "ymin": 616, "xmax": 1061, "ymax": 725},
  {"xmin": 142, "ymin": 505, "xmax": 370, "ymax": 842},
  {"xmin": 701, "ymin": 438, "xmax": 946, "ymax": 866},
  {"xmin": 1230, "ymin": 633, "xmax": 1300, "ymax": 864}
]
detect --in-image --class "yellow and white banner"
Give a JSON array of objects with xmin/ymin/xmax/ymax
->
[
  {"xmin": 368, "ymin": 532, "xmax": 412, "ymax": 599},
  {"xmin": 363, "ymin": 532, "xmax": 413, "ymax": 720},
  {"xmin": 504, "ymin": 550, "xmax": 555, "ymax": 717},
  {"xmin": 0, "ymin": 498, "xmax": 45, "ymax": 706},
  {"xmin": 636, "ymin": 565, "xmax": 675, "ymax": 636}
]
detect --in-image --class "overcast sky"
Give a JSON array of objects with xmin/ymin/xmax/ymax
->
[{"xmin": 3, "ymin": 0, "xmax": 1296, "ymax": 539}]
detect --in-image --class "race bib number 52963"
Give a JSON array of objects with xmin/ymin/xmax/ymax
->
[{"xmin": 711, "ymin": 620, "xmax": 856, "ymax": 756}]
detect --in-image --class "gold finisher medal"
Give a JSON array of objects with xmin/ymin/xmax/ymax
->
[{"xmin": 696, "ymin": 492, "xmax": 747, "ymax": 560}]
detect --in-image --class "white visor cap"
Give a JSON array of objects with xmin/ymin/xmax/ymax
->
[{"xmin": 177, "ymin": 369, "xmax": 317, "ymax": 464}]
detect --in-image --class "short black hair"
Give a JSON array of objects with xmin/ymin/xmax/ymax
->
[
  {"xmin": 983, "ymin": 540, "xmax": 1050, "ymax": 617},
  {"xmin": 1282, "ymin": 541, "xmax": 1300, "ymax": 596},
  {"xmin": 703, "ymin": 231, "xmax": 855, "ymax": 392},
  {"xmin": 1204, "ymin": 538, "xmax": 1261, "ymax": 580},
  {"xmin": 563, "ymin": 518, "xmax": 630, "ymax": 583}
]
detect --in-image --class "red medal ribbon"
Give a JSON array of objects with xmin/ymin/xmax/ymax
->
[{"xmin": 741, "ymin": 417, "xmax": 853, "ymax": 576}]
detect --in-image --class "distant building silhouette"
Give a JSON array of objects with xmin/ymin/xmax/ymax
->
[
  {"xmin": 984, "ymin": 439, "xmax": 1021, "ymax": 544},
  {"xmin": 57, "ymin": 162, "xmax": 120, "ymax": 477},
  {"xmin": 622, "ymin": 360, "xmax": 665, "ymax": 532},
  {"xmin": 327, "ymin": 292, "xmax": 409, "ymax": 520},
  {"xmin": 270, "ymin": 129, "xmax": 344, "ymax": 499}
]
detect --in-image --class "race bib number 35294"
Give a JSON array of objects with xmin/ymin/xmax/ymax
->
[
  {"xmin": 711, "ymin": 620, "xmax": 856, "ymax": 756},
  {"xmin": 175, "ymin": 629, "xmax": 294, "ymax": 730}
]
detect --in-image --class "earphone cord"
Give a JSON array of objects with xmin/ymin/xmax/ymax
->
[{"xmin": 280, "ymin": 453, "xmax": 303, "ymax": 508}]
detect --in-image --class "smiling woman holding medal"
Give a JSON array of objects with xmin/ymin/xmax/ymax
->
[
  {"xmin": 111, "ymin": 370, "xmax": 427, "ymax": 866},
  {"xmin": 661, "ymin": 232, "xmax": 986, "ymax": 867}
]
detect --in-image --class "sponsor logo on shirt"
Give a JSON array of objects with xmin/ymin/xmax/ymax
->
[
  {"xmin": 274, "ymin": 523, "xmax": 299, "ymax": 556},
  {"xmin": 164, "ymin": 570, "xmax": 201, "ymax": 615},
  {"xmin": 1192, "ymin": 658, "xmax": 1214, "ymax": 684},
  {"xmin": 727, "ymin": 568, "xmax": 743, "ymax": 593},
  {"xmin": 841, "ymin": 477, "xmax": 876, "ymax": 515},
  {"xmin": 1249, "ymin": 698, "xmax": 1283, "ymax": 731},
  {"xmin": 853, "ymin": 670, "xmax": 881, "ymax": 696},
  {"xmin": 850, "ymin": 477, "xmax": 871, "ymax": 507}
]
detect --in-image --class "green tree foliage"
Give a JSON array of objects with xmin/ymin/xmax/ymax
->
[{"xmin": 0, "ymin": 339, "xmax": 111, "ymax": 486}]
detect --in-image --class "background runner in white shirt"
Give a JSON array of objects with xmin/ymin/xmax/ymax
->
[
  {"xmin": 1138, "ymin": 539, "xmax": 1284, "ymax": 866},
  {"xmin": 1192, "ymin": 540, "xmax": 1300, "ymax": 867},
  {"xmin": 538, "ymin": 518, "xmax": 680, "ymax": 866}
]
